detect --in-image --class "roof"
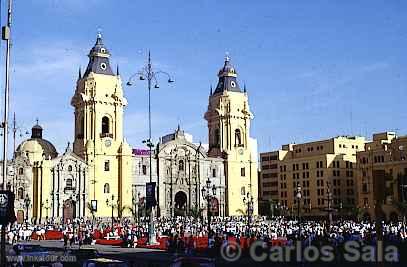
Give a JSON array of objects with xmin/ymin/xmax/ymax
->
[
  {"xmin": 16, "ymin": 138, "xmax": 58, "ymax": 159},
  {"xmin": 213, "ymin": 56, "xmax": 241, "ymax": 94},
  {"xmin": 84, "ymin": 33, "xmax": 115, "ymax": 76}
]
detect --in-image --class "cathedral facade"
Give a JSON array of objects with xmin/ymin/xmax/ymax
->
[{"xmin": 5, "ymin": 35, "xmax": 258, "ymax": 222}]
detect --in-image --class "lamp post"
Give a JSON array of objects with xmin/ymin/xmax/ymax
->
[
  {"xmin": 201, "ymin": 177, "xmax": 216, "ymax": 240},
  {"xmin": 132, "ymin": 192, "xmax": 141, "ymax": 223},
  {"xmin": 24, "ymin": 194, "xmax": 30, "ymax": 229},
  {"xmin": 296, "ymin": 183, "xmax": 302, "ymax": 240},
  {"xmin": 43, "ymin": 199, "xmax": 50, "ymax": 222},
  {"xmin": 127, "ymin": 51, "xmax": 174, "ymax": 244},
  {"xmin": 243, "ymin": 192, "xmax": 254, "ymax": 237},
  {"xmin": 106, "ymin": 194, "xmax": 118, "ymax": 235},
  {"xmin": 324, "ymin": 182, "xmax": 333, "ymax": 232}
]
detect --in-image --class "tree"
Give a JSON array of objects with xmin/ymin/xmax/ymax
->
[
  {"xmin": 190, "ymin": 206, "xmax": 204, "ymax": 220},
  {"xmin": 122, "ymin": 205, "xmax": 137, "ymax": 222},
  {"xmin": 86, "ymin": 202, "xmax": 96, "ymax": 222},
  {"xmin": 236, "ymin": 208, "xmax": 248, "ymax": 216},
  {"xmin": 268, "ymin": 199, "xmax": 278, "ymax": 218},
  {"xmin": 351, "ymin": 207, "xmax": 364, "ymax": 222}
]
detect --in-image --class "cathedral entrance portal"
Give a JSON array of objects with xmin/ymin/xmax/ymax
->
[
  {"xmin": 174, "ymin": 191, "xmax": 187, "ymax": 217},
  {"xmin": 63, "ymin": 199, "xmax": 76, "ymax": 223}
]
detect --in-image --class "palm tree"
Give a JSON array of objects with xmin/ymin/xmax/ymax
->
[
  {"xmin": 236, "ymin": 208, "xmax": 248, "ymax": 216},
  {"xmin": 268, "ymin": 199, "xmax": 278, "ymax": 218},
  {"xmin": 86, "ymin": 202, "xmax": 96, "ymax": 225},
  {"xmin": 189, "ymin": 206, "xmax": 204, "ymax": 220},
  {"xmin": 351, "ymin": 207, "xmax": 364, "ymax": 222},
  {"xmin": 122, "ymin": 205, "xmax": 137, "ymax": 222}
]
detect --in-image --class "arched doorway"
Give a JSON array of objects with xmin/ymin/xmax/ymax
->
[
  {"xmin": 174, "ymin": 191, "xmax": 187, "ymax": 217},
  {"xmin": 63, "ymin": 199, "xmax": 76, "ymax": 223},
  {"xmin": 210, "ymin": 197, "xmax": 219, "ymax": 216}
]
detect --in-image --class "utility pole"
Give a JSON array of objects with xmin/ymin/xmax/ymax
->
[{"xmin": 1, "ymin": 1, "xmax": 13, "ymax": 266}]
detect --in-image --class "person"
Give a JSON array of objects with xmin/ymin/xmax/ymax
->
[{"xmin": 63, "ymin": 231, "xmax": 68, "ymax": 248}]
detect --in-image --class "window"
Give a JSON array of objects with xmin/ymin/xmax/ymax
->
[
  {"xmin": 104, "ymin": 161, "xmax": 110, "ymax": 171},
  {"xmin": 212, "ymin": 168, "xmax": 216, "ymax": 177},
  {"xmin": 18, "ymin": 168, "xmax": 24, "ymax": 175},
  {"xmin": 235, "ymin": 129, "xmax": 242, "ymax": 146},
  {"xmin": 68, "ymin": 165, "xmax": 73, "ymax": 172},
  {"xmin": 178, "ymin": 160, "xmax": 184, "ymax": 171},
  {"xmin": 66, "ymin": 178, "xmax": 73, "ymax": 188},
  {"xmin": 142, "ymin": 165, "xmax": 147, "ymax": 175},
  {"xmin": 241, "ymin": 186, "xmax": 245, "ymax": 195},
  {"xmin": 102, "ymin": 116, "xmax": 110, "ymax": 134},
  {"xmin": 241, "ymin": 167, "xmax": 245, "ymax": 177},
  {"xmin": 104, "ymin": 183, "xmax": 110, "ymax": 194},
  {"xmin": 17, "ymin": 188, "xmax": 24, "ymax": 200}
]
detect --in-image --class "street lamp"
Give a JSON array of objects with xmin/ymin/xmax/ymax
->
[
  {"xmin": 324, "ymin": 182, "xmax": 333, "ymax": 232},
  {"xmin": 24, "ymin": 194, "xmax": 30, "ymax": 229},
  {"xmin": 201, "ymin": 177, "xmax": 216, "ymax": 240},
  {"xmin": 132, "ymin": 192, "xmax": 141, "ymax": 223},
  {"xmin": 243, "ymin": 192, "xmax": 254, "ymax": 237},
  {"xmin": 43, "ymin": 199, "xmax": 50, "ymax": 222},
  {"xmin": 106, "ymin": 194, "xmax": 118, "ymax": 234},
  {"xmin": 127, "ymin": 51, "xmax": 174, "ymax": 245},
  {"xmin": 296, "ymin": 183, "xmax": 302, "ymax": 240}
]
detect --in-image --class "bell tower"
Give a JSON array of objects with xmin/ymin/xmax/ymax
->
[
  {"xmin": 204, "ymin": 56, "xmax": 258, "ymax": 216},
  {"xmin": 71, "ymin": 33, "xmax": 132, "ymax": 217}
]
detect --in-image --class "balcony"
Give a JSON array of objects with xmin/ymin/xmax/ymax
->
[{"xmin": 100, "ymin": 133, "xmax": 113, "ymax": 139}]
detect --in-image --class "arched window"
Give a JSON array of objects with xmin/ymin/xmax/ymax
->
[
  {"xmin": 66, "ymin": 178, "xmax": 73, "ymax": 188},
  {"xmin": 17, "ymin": 188, "xmax": 24, "ymax": 200},
  {"xmin": 179, "ymin": 160, "xmax": 184, "ymax": 171},
  {"xmin": 68, "ymin": 165, "xmax": 73, "ymax": 172},
  {"xmin": 104, "ymin": 183, "xmax": 110, "ymax": 194},
  {"xmin": 235, "ymin": 129, "xmax": 242, "ymax": 146},
  {"xmin": 18, "ymin": 168, "xmax": 24, "ymax": 175},
  {"xmin": 102, "ymin": 116, "xmax": 110, "ymax": 134}
]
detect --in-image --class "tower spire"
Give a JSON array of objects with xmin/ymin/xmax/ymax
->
[
  {"xmin": 210, "ymin": 84, "xmax": 213, "ymax": 95},
  {"xmin": 116, "ymin": 65, "xmax": 120, "ymax": 76},
  {"xmin": 78, "ymin": 66, "xmax": 82, "ymax": 80}
]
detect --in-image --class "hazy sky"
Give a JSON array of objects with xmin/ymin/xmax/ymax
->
[{"xmin": 4, "ymin": 0, "xmax": 407, "ymax": 154}]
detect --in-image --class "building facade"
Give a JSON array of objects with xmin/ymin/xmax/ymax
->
[
  {"xmin": 204, "ymin": 56, "xmax": 258, "ymax": 216},
  {"xmin": 259, "ymin": 136, "xmax": 366, "ymax": 217},
  {"xmin": 5, "ymin": 38, "xmax": 260, "ymax": 222},
  {"xmin": 356, "ymin": 132, "xmax": 407, "ymax": 220},
  {"xmin": 132, "ymin": 127, "xmax": 226, "ymax": 218},
  {"xmin": 71, "ymin": 33, "xmax": 133, "ymax": 217}
]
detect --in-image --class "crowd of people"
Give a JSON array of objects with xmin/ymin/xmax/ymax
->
[{"xmin": 3, "ymin": 215, "xmax": 407, "ymax": 253}]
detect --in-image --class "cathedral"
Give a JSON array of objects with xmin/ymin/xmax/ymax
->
[{"xmin": 5, "ymin": 34, "xmax": 258, "ymax": 223}]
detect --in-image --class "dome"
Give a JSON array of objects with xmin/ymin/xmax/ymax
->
[
  {"xmin": 16, "ymin": 138, "xmax": 58, "ymax": 160},
  {"xmin": 15, "ymin": 122, "xmax": 58, "ymax": 160}
]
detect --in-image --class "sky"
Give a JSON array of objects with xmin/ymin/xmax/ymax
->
[{"xmin": 2, "ymin": 0, "xmax": 407, "ymax": 155}]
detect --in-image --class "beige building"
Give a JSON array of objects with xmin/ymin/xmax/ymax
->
[
  {"xmin": 2, "ymin": 34, "xmax": 133, "ymax": 223},
  {"xmin": 71, "ymin": 33, "xmax": 133, "ymax": 218},
  {"xmin": 259, "ymin": 136, "xmax": 366, "ymax": 217},
  {"xmin": 356, "ymin": 132, "xmax": 407, "ymax": 220},
  {"xmin": 204, "ymin": 56, "xmax": 258, "ymax": 216}
]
